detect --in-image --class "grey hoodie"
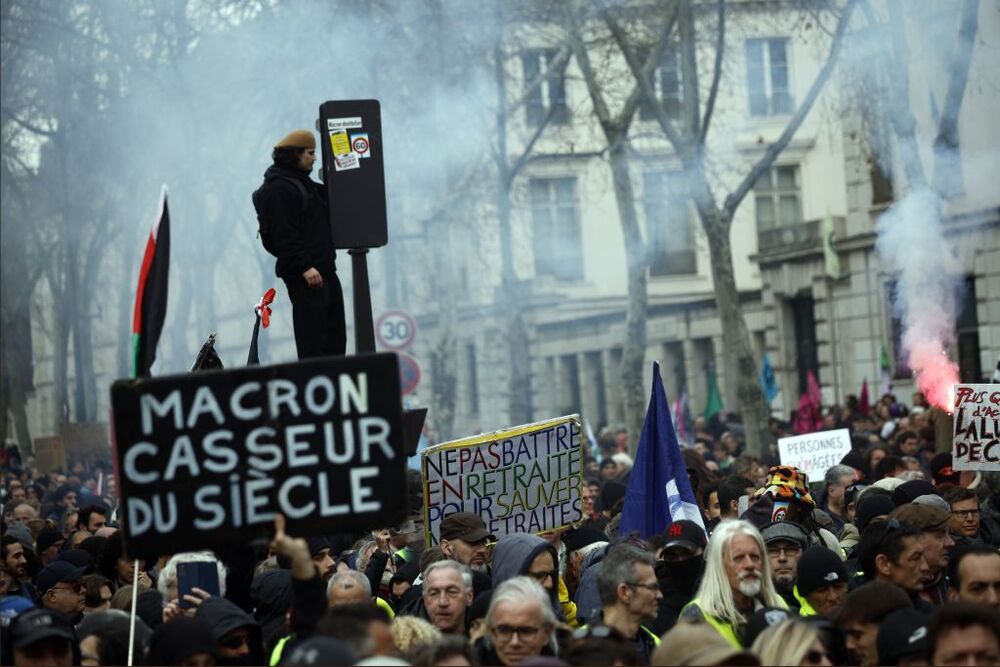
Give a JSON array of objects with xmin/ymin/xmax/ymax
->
[{"xmin": 490, "ymin": 534, "xmax": 560, "ymax": 613}]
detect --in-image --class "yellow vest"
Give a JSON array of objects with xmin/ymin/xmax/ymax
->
[
  {"xmin": 793, "ymin": 585, "xmax": 818, "ymax": 617},
  {"xmin": 376, "ymin": 596, "xmax": 396, "ymax": 620},
  {"xmin": 269, "ymin": 635, "xmax": 290, "ymax": 666},
  {"xmin": 681, "ymin": 599, "xmax": 742, "ymax": 648}
]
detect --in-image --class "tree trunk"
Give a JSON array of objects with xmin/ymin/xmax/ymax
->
[
  {"xmin": 608, "ymin": 139, "xmax": 648, "ymax": 453},
  {"xmin": 698, "ymin": 204, "xmax": 770, "ymax": 457}
]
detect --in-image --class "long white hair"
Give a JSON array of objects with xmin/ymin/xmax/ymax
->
[{"xmin": 694, "ymin": 519, "xmax": 782, "ymax": 626}]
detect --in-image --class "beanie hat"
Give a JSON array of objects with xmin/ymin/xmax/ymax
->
[
  {"xmin": 795, "ymin": 546, "xmax": 848, "ymax": 597},
  {"xmin": 877, "ymin": 608, "xmax": 929, "ymax": 666},
  {"xmin": 274, "ymin": 129, "xmax": 316, "ymax": 149},
  {"xmin": 891, "ymin": 480, "xmax": 937, "ymax": 507},
  {"xmin": 856, "ymin": 494, "xmax": 896, "ymax": 532}
]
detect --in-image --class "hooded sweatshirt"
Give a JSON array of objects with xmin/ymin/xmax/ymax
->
[
  {"xmin": 251, "ymin": 569, "xmax": 293, "ymax": 651},
  {"xmin": 195, "ymin": 597, "xmax": 265, "ymax": 666},
  {"xmin": 478, "ymin": 534, "xmax": 561, "ymax": 620},
  {"xmin": 573, "ymin": 545, "xmax": 607, "ymax": 625}
]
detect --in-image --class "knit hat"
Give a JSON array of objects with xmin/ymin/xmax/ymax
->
[
  {"xmin": 563, "ymin": 527, "xmax": 608, "ymax": 553},
  {"xmin": 754, "ymin": 465, "xmax": 815, "ymax": 506},
  {"xmin": 877, "ymin": 608, "xmax": 929, "ymax": 666},
  {"xmin": 35, "ymin": 528, "xmax": 64, "ymax": 554},
  {"xmin": 855, "ymin": 494, "xmax": 896, "ymax": 532},
  {"xmin": 795, "ymin": 546, "xmax": 848, "ymax": 597},
  {"xmin": 891, "ymin": 480, "xmax": 937, "ymax": 507},
  {"xmin": 274, "ymin": 129, "xmax": 315, "ymax": 149}
]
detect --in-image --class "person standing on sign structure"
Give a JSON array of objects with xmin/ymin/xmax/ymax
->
[{"xmin": 253, "ymin": 129, "xmax": 346, "ymax": 358}]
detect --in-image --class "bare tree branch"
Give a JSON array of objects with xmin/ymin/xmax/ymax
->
[
  {"xmin": 933, "ymin": 0, "xmax": 978, "ymax": 194},
  {"xmin": 507, "ymin": 102, "xmax": 558, "ymax": 186},
  {"xmin": 700, "ymin": 0, "xmax": 725, "ymax": 145},
  {"xmin": 1, "ymin": 108, "xmax": 57, "ymax": 137},
  {"xmin": 723, "ymin": 0, "xmax": 859, "ymax": 215}
]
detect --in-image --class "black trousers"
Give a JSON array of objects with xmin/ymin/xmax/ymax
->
[{"xmin": 283, "ymin": 271, "xmax": 347, "ymax": 359}]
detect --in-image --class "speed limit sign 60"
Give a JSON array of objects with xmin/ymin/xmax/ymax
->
[{"xmin": 376, "ymin": 311, "xmax": 416, "ymax": 351}]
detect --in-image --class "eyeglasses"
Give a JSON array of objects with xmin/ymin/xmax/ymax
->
[
  {"xmin": 492, "ymin": 624, "xmax": 543, "ymax": 641},
  {"xmin": 951, "ymin": 509, "xmax": 980, "ymax": 519},
  {"xmin": 526, "ymin": 570, "xmax": 556, "ymax": 584},
  {"xmin": 626, "ymin": 581, "xmax": 660, "ymax": 593},
  {"xmin": 218, "ymin": 633, "xmax": 250, "ymax": 650}
]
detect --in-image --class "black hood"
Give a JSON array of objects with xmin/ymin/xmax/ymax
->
[
  {"xmin": 251, "ymin": 569, "xmax": 292, "ymax": 648},
  {"xmin": 263, "ymin": 164, "xmax": 311, "ymax": 185},
  {"xmin": 195, "ymin": 597, "xmax": 264, "ymax": 666}
]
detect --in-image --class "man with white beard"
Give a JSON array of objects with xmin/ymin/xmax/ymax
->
[{"xmin": 680, "ymin": 520, "xmax": 787, "ymax": 648}]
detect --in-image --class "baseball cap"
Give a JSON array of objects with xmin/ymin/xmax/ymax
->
[
  {"xmin": 930, "ymin": 452, "xmax": 960, "ymax": 487},
  {"xmin": 760, "ymin": 520, "xmax": 810, "ymax": 551},
  {"xmin": 795, "ymin": 546, "xmax": 848, "ymax": 597},
  {"xmin": 284, "ymin": 637, "xmax": 357, "ymax": 665},
  {"xmin": 877, "ymin": 608, "xmax": 929, "ymax": 665},
  {"xmin": 654, "ymin": 620, "xmax": 760, "ymax": 666},
  {"xmin": 439, "ymin": 512, "xmax": 494, "ymax": 543},
  {"xmin": 661, "ymin": 520, "xmax": 708, "ymax": 553},
  {"xmin": 36, "ymin": 561, "xmax": 87, "ymax": 595},
  {"xmin": 10, "ymin": 608, "xmax": 76, "ymax": 650},
  {"xmin": 745, "ymin": 607, "xmax": 797, "ymax": 647}
]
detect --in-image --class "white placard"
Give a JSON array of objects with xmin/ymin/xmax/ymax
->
[
  {"xmin": 952, "ymin": 384, "xmax": 1000, "ymax": 471},
  {"xmin": 777, "ymin": 428, "xmax": 852, "ymax": 483}
]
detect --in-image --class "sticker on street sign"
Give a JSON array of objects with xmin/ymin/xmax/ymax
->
[
  {"xmin": 398, "ymin": 353, "xmax": 421, "ymax": 395},
  {"xmin": 377, "ymin": 311, "xmax": 416, "ymax": 351}
]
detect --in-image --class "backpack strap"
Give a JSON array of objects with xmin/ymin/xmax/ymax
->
[{"xmin": 279, "ymin": 176, "xmax": 309, "ymax": 214}]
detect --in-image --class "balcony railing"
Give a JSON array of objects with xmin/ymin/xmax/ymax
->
[{"xmin": 757, "ymin": 216, "xmax": 845, "ymax": 254}]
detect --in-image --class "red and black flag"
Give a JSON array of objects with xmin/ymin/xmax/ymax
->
[
  {"xmin": 130, "ymin": 187, "xmax": 170, "ymax": 378},
  {"xmin": 247, "ymin": 288, "xmax": 276, "ymax": 365}
]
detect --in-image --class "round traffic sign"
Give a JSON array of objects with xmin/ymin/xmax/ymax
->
[
  {"xmin": 398, "ymin": 353, "xmax": 421, "ymax": 395},
  {"xmin": 376, "ymin": 310, "xmax": 416, "ymax": 351}
]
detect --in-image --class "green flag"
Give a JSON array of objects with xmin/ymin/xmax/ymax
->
[{"xmin": 703, "ymin": 362, "xmax": 724, "ymax": 420}]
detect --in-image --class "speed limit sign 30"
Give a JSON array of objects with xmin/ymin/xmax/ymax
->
[{"xmin": 376, "ymin": 310, "xmax": 416, "ymax": 351}]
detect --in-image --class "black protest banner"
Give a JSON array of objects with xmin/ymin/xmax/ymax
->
[{"xmin": 110, "ymin": 353, "xmax": 406, "ymax": 558}]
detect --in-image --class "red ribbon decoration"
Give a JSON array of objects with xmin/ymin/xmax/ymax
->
[{"xmin": 255, "ymin": 288, "xmax": 276, "ymax": 328}]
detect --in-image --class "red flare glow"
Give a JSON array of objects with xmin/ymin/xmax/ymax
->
[{"xmin": 910, "ymin": 344, "xmax": 960, "ymax": 413}]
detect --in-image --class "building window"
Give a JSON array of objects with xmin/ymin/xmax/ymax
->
[
  {"xmin": 755, "ymin": 165, "xmax": 801, "ymax": 234},
  {"xmin": 522, "ymin": 48, "xmax": 568, "ymax": 127},
  {"xmin": 746, "ymin": 38, "xmax": 792, "ymax": 116},
  {"xmin": 885, "ymin": 281, "xmax": 913, "ymax": 379},
  {"xmin": 643, "ymin": 170, "xmax": 696, "ymax": 275},
  {"xmin": 530, "ymin": 177, "xmax": 584, "ymax": 281},
  {"xmin": 637, "ymin": 46, "xmax": 682, "ymax": 120}
]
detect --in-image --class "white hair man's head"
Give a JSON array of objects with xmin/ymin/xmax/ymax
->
[{"xmin": 694, "ymin": 520, "xmax": 782, "ymax": 626}]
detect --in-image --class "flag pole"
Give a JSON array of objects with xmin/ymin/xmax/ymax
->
[{"xmin": 127, "ymin": 558, "xmax": 140, "ymax": 665}]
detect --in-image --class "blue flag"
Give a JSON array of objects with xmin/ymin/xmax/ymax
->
[
  {"xmin": 619, "ymin": 362, "xmax": 706, "ymax": 538},
  {"xmin": 760, "ymin": 353, "xmax": 779, "ymax": 403}
]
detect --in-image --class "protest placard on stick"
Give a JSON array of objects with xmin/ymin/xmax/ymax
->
[
  {"xmin": 952, "ymin": 384, "xmax": 1000, "ymax": 471},
  {"xmin": 422, "ymin": 415, "xmax": 583, "ymax": 546},
  {"xmin": 110, "ymin": 353, "xmax": 407, "ymax": 559},
  {"xmin": 777, "ymin": 428, "xmax": 852, "ymax": 483}
]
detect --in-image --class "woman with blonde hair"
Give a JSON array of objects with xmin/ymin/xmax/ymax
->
[
  {"xmin": 752, "ymin": 619, "xmax": 832, "ymax": 666},
  {"xmin": 391, "ymin": 615, "xmax": 441, "ymax": 657}
]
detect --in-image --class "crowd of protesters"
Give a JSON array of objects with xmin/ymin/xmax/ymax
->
[{"xmin": 1, "ymin": 388, "xmax": 999, "ymax": 666}]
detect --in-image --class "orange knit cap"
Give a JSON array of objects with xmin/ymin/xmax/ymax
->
[{"xmin": 274, "ymin": 129, "xmax": 315, "ymax": 149}]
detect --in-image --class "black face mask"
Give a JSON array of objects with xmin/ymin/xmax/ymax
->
[{"xmin": 659, "ymin": 555, "xmax": 704, "ymax": 593}]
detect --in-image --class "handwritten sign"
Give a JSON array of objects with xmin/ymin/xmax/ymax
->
[
  {"xmin": 422, "ymin": 415, "xmax": 583, "ymax": 546},
  {"xmin": 110, "ymin": 354, "xmax": 407, "ymax": 559},
  {"xmin": 777, "ymin": 428, "xmax": 852, "ymax": 482},
  {"xmin": 952, "ymin": 384, "xmax": 1000, "ymax": 471}
]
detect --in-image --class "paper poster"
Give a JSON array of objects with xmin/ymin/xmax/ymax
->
[
  {"xmin": 422, "ymin": 415, "xmax": 583, "ymax": 545},
  {"xmin": 327, "ymin": 116, "xmax": 363, "ymax": 131},
  {"xmin": 334, "ymin": 152, "xmax": 360, "ymax": 171},
  {"xmin": 777, "ymin": 428, "xmax": 852, "ymax": 482},
  {"xmin": 952, "ymin": 384, "xmax": 1000, "ymax": 470},
  {"xmin": 329, "ymin": 130, "xmax": 351, "ymax": 156}
]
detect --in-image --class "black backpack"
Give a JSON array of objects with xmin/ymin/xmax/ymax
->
[{"xmin": 252, "ymin": 176, "xmax": 308, "ymax": 257}]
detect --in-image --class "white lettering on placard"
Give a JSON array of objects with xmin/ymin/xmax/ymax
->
[
  {"xmin": 777, "ymin": 428, "xmax": 852, "ymax": 482},
  {"xmin": 141, "ymin": 391, "xmax": 183, "ymax": 435}
]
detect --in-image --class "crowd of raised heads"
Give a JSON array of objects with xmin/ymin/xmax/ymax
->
[{"xmin": 1, "ymin": 388, "xmax": 999, "ymax": 666}]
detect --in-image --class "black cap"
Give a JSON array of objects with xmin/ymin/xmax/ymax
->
[
  {"xmin": 856, "ymin": 494, "xmax": 896, "ymax": 532},
  {"xmin": 661, "ymin": 520, "xmax": 708, "ymax": 553},
  {"xmin": 563, "ymin": 527, "xmax": 607, "ymax": 553},
  {"xmin": 744, "ymin": 607, "xmax": 797, "ymax": 647},
  {"xmin": 305, "ymin": 536, "xmax": 331, "ymax": 558},
  {"xmin": 55, "ymin": 548, "xmax": 93, "ymax": 570},
  {"xmin": 36, "ymin": 561, "xmax": 87, "ymax": 595},
  {"xmin": 877, "ymin": 608, "xmax": 929, "ymax": 665},
  {"xmin": 10, "ymin": 608, "xmax": 76, "ymax": 650},
  {"xmin": 439, "ymin": 512, "xmax": 493, "ymax": 542},
  {"xmin": 892, "ymin": 480, "xmax": 937, "ymax": 507},
  {"xmin": 284, "ymin": 637, "xmax": 357, "ymax": 665},
  {"xmin": 35, "ymin": 528, "xmax": 65, "ymax": 554},
  {"xmin": 796, "ymin": 546, "xmax": 847, "ymax": 597},
  {"xmin": 930, "ymin": 452, "xmax": 960, "ymax": 486}
]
